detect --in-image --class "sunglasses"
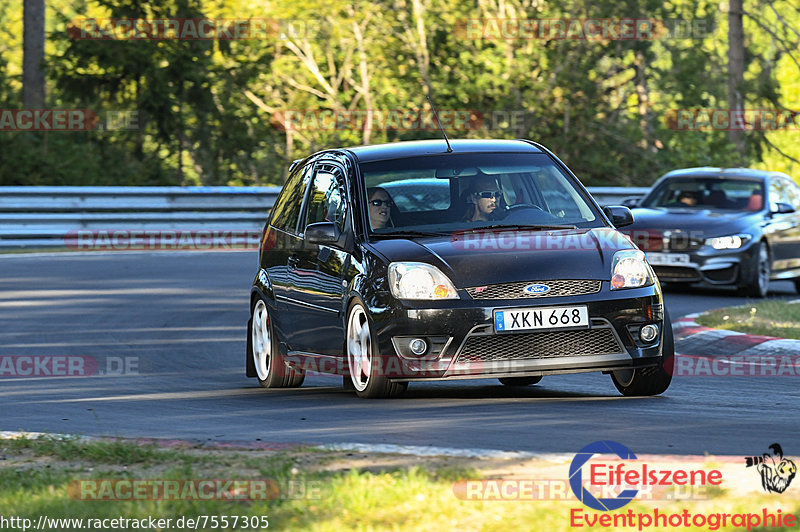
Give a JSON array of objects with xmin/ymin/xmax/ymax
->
[
  {"xmin": 369, "ymin": 199, "xmax": 393, "ymax": 207},
  {"xmin": 475, "ymin": 190, "xmax": 502, "ymax": 199}
]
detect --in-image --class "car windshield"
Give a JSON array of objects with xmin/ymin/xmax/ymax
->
[
  {"xmin": 641, "ymin": 177, "xmax": 765, "ymax": 211},
  {"xmin": 358, "ymin": 153, "xmax": 600, "ymax": 235}
]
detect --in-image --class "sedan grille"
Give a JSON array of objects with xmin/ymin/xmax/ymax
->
[
  {"xmin": 456, "ymin": 327, "xmax": 624, "ymax": 363},
  {"xmin": 652, "ymin": 266, "xmax": 699, "ymax": 280},
  {"xmin": 466, "ymin": 280, "xmax": 601, "ymax": 300}
]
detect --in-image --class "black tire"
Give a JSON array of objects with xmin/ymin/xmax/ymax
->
[
  {"xmin": 610, "ymin": 311, "xmax": 674, "ymax": 396},
  {"xmin": 250, "ymin": 298, "xmax": 304, "ymax": 388},
  {"xmin": 346, "ymin": 299, "xmax": 408, "ymax": 399},
  {"xmin": 793, "ymin": 278, "xmax": 800, "ymax": 294},
  {"xmin": 740, "ymin": 241, "xmax": 770, "ymax": 298},
  {"xmin": 498, "ymin": 376, "xmax": 542, "ymax": 386}
]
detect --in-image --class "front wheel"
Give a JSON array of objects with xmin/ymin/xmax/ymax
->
[
  {"xmin": 346, "ymin": 300, "xmax": 407, "ymax": 399},
  {"xmin": 610, "ymin": 311, "xmax": 674, "ymax": 396},
  {"xmin": 250, "ymin": 298, "xmax": 304, "ymax": 388},
  {"xmin": 740, "ymin": 241, "xmax": 770, "ymax": 298}
]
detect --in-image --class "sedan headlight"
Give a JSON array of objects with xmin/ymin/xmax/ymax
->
[
  {"xmin": 388, "ymin": 262, "xmax": 459, "ymax": 300},
  {"xmin": 611, "ymin": 250, "xmax": 654, "ymax": 290},
  {"xmin": 705, "ymin": 233, "xmax": 752, "ymax": 250}
]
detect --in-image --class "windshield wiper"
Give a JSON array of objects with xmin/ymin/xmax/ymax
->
[
  {"xmin": 372, "ymin": 230, "xmax": 449, "ymax": 238},
  {"xmin": 470, "ymin": 223, "xmax": 578, "ymax": 231}
]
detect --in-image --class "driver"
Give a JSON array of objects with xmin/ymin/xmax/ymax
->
[{"xmin": 462, "ymin": 176, "xmax": 502, "ymax": 222}]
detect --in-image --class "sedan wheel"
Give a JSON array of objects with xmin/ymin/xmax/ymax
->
[
  {"xmin": 741, "ymin": 242, "xmax": 770, "ymax": 298},
  {"xmin": 610, "ymin": 311, "xmax": 674, "ymax": 396},
  {"xmin": 251, "ymin": 298, "xmax": 304, "ymax": 388},
  {"xmin": 346, "ymin": 300, "xmax": 407, "ymax": 399}
]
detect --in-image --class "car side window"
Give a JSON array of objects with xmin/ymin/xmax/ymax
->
[
  {"xmin": 304, "ymin": 163, "xmax": 348, "ymax": 232},
  {"xmin": 769, "ymin": 180, "xmax": 790, "ymax": 212},
  {"xmin": 782, "ymin": 179, "xmax": 800, "ymax": 209},
  {"xmin": 270, "ymin": 161, "xmax": 315, "ymax": 234}
]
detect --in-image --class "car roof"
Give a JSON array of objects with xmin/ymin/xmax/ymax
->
[
  {"xmin": 661, "ymin": 167, "xmax": 790, "ymax": 181},
  {"xmin": 343, "ymin": 139, "xmax": 543, "ymax": 163}
]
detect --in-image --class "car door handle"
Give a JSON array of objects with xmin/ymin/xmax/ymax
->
[{"xmin": 287, "ymin": 255, "xmax": 299, "ymax": 269}]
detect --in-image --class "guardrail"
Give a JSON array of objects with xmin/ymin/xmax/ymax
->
[{"xmin": 0, "ymin": 186, "xmax": 648, "ymax": 249}]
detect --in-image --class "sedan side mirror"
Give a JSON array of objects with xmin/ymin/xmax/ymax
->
[
  {"xmin": 621, "ymin": 197, "xmax": 641, "ymax": 208},
  {"xmin": 603, "ymin": 206, "xmax": 635, "ymax": 228},
  {"xmin": 305, "ymin": 221, "xmax": 340, "ymax": 244},
  {"xmin": 772, "ymin": 202, "xmax": 796, "ymax": 214}
]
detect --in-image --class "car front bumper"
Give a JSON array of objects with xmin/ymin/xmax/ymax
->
[
  {"xmin": 645, "ymin": 242, "xmax": 758, "ymax": 286},
  {"xmin": 371, "ymin": 284, "xmax": 666, "ymax": 381}
]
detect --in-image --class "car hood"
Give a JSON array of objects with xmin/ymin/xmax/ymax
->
[
  {"xmin": 368, "ymin": 227, "xmax": 634, "ymax": 287},
  {"xmin": 627, "ymin": 208, "xmax": 759, "ymax": 236}
]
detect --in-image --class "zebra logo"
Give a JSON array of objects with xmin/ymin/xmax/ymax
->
[{"xmin": 744, "ymin": 443, "xmax": 796, "ymax": 494}]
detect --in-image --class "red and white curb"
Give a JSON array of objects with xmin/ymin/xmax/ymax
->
[
  {"xmin": 673, "ymin": 312, "xmax": 800, "ymax": 358},
  {"xmin": 671, "ymin": 310, "xmax": 800, "ymax": 376}
]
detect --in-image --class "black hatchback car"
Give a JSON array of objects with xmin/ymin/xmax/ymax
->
[
  {"xmin": 624, "ymin": 167, "xmax": 800, "ymax": 297},
  {"xmin": 246, "ymin": 139, "xmax": 673, "ymax": 398}
]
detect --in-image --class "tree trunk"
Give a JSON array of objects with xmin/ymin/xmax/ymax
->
[
  {"xmin": 728, "ymin": 0, "xmax": 746, "ymax": 162},
  {"xmin": 23, "ymin": 0, "xmax": 46, "ymax": 109}
]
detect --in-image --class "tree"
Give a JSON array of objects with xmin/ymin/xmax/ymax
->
[{"xmin": 22, "ymin": 0, "xmax": 45, "ymax": 108}]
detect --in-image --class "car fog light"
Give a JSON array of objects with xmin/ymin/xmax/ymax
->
[
  {"xmin": 409, "ymin": 338, "xmax": 428, "ymax": 355},
  {"xmin": 639, "ymin": 324, "xmax": 659, "ymax": 343}
]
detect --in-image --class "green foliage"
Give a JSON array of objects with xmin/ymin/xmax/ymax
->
[{"xmin": 0, "ymin": 0, "xmax": 797, "ymax": 186}]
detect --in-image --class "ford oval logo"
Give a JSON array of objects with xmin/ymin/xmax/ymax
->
[{"xmin": 524, "ymin": 283, "xmax": 550, "ymax": 295}]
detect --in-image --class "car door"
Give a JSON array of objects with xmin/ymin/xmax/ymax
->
[
  {"xmin": 285, "ymin": 157, "xmax": 351, "ymax": 356},
  {"xmin": 262, "ymin": 158, "xmax": 315, "ymax": 339},
  {"xmin": 776, "ymin": 178, "xmax": 800, "ymax": 271}
]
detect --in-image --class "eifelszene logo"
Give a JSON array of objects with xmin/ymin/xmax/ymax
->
[
  {"xmin": 569, "ymin": 440, "xmax": 722, "ymax": 511},
  {"xmin": 744, "ymin": 443, "xmax": 796, "ymax": 494}
]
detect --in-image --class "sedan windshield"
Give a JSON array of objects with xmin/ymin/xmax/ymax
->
[
  {"xmin": 358, "ymin": 153, "xmax": 600, "ymax": 234},
  {"xmin": 640, "ymin": 177, "xmax": 765, "ymax": 211}
]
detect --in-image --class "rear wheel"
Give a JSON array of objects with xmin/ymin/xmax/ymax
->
[
  {"xmin": 251, "ymin": 298, "xmax": 304, "ymax": 388},
  {"xmin": 346, "ymin": 300, "xmax": 407, "ymax": 399},
  {"xmin": 498, "ymin": 376, "xmax": 542, "ymax": 386},
  {"xmin": 610, "ymin": 311, "xmax": 674, "ymax": 396},
  {"xmin": 793, "ymin": 278, "xmax": 800, "ymax": 294},
  {"xmin": 740, "ymin": 241, "xmax": 770, "ymax": 298}
]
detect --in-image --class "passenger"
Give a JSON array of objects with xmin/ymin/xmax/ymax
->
[
  {"xmin": 367, "ymin": 187, "xmax": 393, "ymax": 229},
  {"xmin": 676, "ymin": 191, "xmax": 699, "ymax": 207},
  {"xmin": 462, "ymin": 176, "xmax": 502, "ymax": 222}
]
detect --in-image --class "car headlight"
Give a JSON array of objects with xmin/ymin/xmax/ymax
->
[
  {"xmin": 611, "ymin": 250, "xmax": 654, "ymax": 290},
  {"xmin": 388, "ymin": 262, "xmax": 459, "ymax": 300},
  {"xmin": 705, "ymin": 233, "xmax": 752, "ymax": 250}
]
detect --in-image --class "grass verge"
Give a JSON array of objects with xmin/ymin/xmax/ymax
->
[
  {"xmin": 0, "ymin": 435, "xmax": 798, "ymax": 531},
  {"xmin": 694, "ymin": 300, "xmax": 800, "ymax": 339}
]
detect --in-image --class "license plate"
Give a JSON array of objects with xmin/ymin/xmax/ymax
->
[
  {"xmin": 646, "ymin": 252, "xmax": 690, "ymax": 266},
  {"xmin": 494, "ymin": 305, "xmax": 589, "ymax": 333}
]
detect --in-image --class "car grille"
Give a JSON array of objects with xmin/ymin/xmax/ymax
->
[
  {"xmin": 652, "ymin": 266, "xmax": 699, "ymax": 280},
  {"xmin": 456, "ymin": 327, "xmax": 624, "ymax": 363},
  {"xmin": 666, "ymin": 238, "xmax": 703, "ymax": 252},
  {"xmin": 634, "ymin": 232, "xmax": 702, "ymax": 252},
  {"xmin": 465, "ymin": 280, "xmax": 601, "ymax": 300}
]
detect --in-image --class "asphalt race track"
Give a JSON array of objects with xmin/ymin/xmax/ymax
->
[{"xmin": 1, "ymin": 251, "xmax": 798, "ymax": 455}]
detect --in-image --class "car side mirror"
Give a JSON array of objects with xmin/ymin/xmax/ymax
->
[
  {"xmin": 304, "ymin": 221, "xmax": 340, "ymax": 244},
  {"xmin": 621, "ymin": 197, "xmax": 640, "ymax": 208},
  {"xmin": 603, "ymin": 206, "xmax": 635, "ymax": 228},
  {"xmin": 772, "ymin": 202, "xmax": 796, "ymax": 214}
]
